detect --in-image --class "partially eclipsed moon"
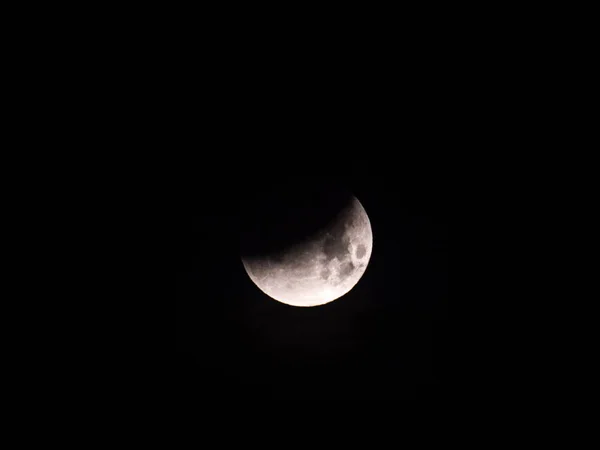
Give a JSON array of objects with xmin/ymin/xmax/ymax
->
[{"xmin": 241, "ymin": 195, "xmax": 373, "ymax": 307}]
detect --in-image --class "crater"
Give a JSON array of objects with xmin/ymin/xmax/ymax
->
[
  {"xmin": 355, "ymin": 244, "xmax": 366, "ymax": 259},
  {"xmin": 320, "ymin": 268, "xmax": 331, "ymax": 280}
]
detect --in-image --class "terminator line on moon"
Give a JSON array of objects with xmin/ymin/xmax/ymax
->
[{"xmin": 241, "ymin": 195, "xmax": 373, "ymax": 307}]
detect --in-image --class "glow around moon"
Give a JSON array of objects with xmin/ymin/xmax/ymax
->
[{"xmin": 241, "ymin": 196, "xmax": 373, "ymax": 307}]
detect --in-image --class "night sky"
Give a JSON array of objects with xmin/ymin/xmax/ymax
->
[{"xmin": 176, "ymin": 156, "xmax": 448, "ymax": 411}]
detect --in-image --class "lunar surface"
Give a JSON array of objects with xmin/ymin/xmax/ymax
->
[{"xmin": 241, "ymin": 194, "xmax": 373, "ymax": 307}]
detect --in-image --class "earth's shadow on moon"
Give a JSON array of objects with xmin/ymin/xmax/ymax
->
[{"xmin": 238, "ymin": 179, "xmax": 357, "ymax": 263}]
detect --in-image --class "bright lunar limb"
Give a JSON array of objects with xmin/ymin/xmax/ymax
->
[{"xmin": 241, "ymin": 195, "xmax": 373, "ymax": 307}]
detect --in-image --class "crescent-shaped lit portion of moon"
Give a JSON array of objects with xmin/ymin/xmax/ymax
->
[{"xmin": 241, "ymin": 196, "xmax": 373, "ymax": 307}]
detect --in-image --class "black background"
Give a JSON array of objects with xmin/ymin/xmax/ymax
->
[{"xmin": 176, "ymin": 147, "xmax": 448, "ymax": 414}]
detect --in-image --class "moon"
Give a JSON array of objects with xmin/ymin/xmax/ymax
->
[{"xmin": 241, "ymin": 192, "xmax": 373, "ymax": 307}]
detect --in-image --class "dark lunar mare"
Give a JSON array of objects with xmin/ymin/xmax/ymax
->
[
  {"xmin": 339, "ymin": 261, "xmax": 355, "ymax": 279},
  {"xmin": 355, "ymin": 244, "xmax": 367, "ymax": 259}
]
